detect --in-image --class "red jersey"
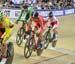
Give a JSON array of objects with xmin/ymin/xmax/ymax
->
[{"xmin": 30, "ymin": 15, "xmax": 44, "ymax": 28}]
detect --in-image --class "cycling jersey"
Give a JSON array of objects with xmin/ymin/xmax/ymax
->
[
  {"xmin": 17, "ymin": 6, "xmax": 34, "ymax": 23},
  {"xmin": 47, "ymin": 16, "xmax": 59, "ymax": 28},
  {"xmin": 2, "ymin": 16, "xmax": 14, "ymax": 28},
  {"xmin": 30, "ymin": 15, "xmax": 43, "ymax": 28},
  {"xmin": 30, "ymin": 15, "xmax": 45, "ymax": 34},
  {"xmin": 0, "ymin": 16, "xmax": 14, "ymax": 43}
]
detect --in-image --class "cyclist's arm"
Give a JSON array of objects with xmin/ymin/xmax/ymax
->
[
  {"xmin": 0, "ymin": 32, "xmax": 6, "ymax": 38},
  {"xmin": 40, "ymin": 20, "xmax": 43, "ymax": 29},
  {"xmin": 17, "ymin": 9, "xmax": 23, "ymax": 21},
  {"xmin": 29, "ymin": 17, "xmax": 33, "ymax": 24},
  {"xmin": 39, "ymin": 16, "xmax": 44, "ymax": 29}
]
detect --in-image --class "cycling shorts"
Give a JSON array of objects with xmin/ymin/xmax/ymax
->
[{"xmin": 0, "ymin": 28, "xmax": 5, "ymax": 37}]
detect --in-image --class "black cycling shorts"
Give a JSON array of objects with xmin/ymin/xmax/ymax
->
[{"xmin": 0, "ymin": 28, "xmax": 5, "ymax": 34}]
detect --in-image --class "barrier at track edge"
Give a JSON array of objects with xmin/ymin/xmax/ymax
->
[{"xmin": 2, "ymin": 8, "xmax": 75, "ymax": 18}]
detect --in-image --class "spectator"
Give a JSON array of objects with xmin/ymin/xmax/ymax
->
[
  {"xmin": 47, "ymin": 0, "xmax": 54, "ymax": 9},
  {"xmin": 3, "ymin": 1, "xmax": 9, "ymax": 8},
  {"xmin": 35, "ymin": 1, "xmax": 42, "ymax": 9},
  {"xmin": 65, "ymin": 0, "xmax": 74, "ymax": 8},
  {"xmin": 73, "ymin": 0, "xmax": 75, "ymax": 7},
  {"xmin": 0, "ymin": 0, "xmax": 74, "ymax": 9},
  {"xmin": 42, "ymin": 0, "xmax": 49, "ymax": 3}
]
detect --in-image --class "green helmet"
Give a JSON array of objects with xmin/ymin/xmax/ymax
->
[{"xmin": 0, "ymin": 11, "xmax": 4, "ymax": 19}]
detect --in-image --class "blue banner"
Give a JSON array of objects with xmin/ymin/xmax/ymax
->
[
  {"xmin": 64, "ymin": 9, "xmax": 75, "ymax": 15},
  {"xmin": 2, "ymin": 8, "xmax": 75, "ymax": 18},
  {"xmin": 36, "ymin": 8, "xmax": 75, "ymax": 17}
]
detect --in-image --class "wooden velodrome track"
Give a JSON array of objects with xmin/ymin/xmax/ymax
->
[{"xmin": 7, "ymin": 14, "xmax": 75, "ymax": 64}]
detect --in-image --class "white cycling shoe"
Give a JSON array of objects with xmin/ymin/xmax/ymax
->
[{"xmin": 0, "ymin": 58, "xmax": 7, "ymax": 64}]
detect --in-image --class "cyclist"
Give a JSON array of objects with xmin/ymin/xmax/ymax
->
[
  {"xmin": 29, "ymin": 11, "xmax": 46, "ymax": 49},
  {"xmin": 16, "ymin": 4, "xmax": 34, "ymax": 34},
  {"xmin": 0, "ymin": 10, "xmax": 14, "ymax": 64},
  {"xmin": 47, "ymin": 11, "xmax": 59, "ymax": 44}
]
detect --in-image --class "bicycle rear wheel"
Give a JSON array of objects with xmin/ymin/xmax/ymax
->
[
  {"xmin": 52, "ymin": 40, "xmax": 57, "ymax": 47},
  {"xmin": 16, "ymin": 27, "xmax": 24, "ymax": 46},
  {"xmin": 36, "ymin": 40, "xmax": 43, "ymax": 56}
]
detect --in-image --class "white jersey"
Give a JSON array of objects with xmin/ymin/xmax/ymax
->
[{"xmin": 47, "ymin": 16, "xmax": 59, "ymax": 29}]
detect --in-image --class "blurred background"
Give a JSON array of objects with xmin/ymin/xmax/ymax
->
[{"xmin": 0, "ymin": 0, "xmax": 75, "ymax": 10}]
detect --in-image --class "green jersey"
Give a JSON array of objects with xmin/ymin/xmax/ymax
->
[{"xmin": 17, "ymin": 6, "xmax": 34, "ymax": 23}]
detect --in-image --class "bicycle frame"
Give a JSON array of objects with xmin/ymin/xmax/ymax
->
[
  {"xmin": 43, "ymin": 26, "xmax": 52, "ymax": 49},
  {"xmin": 47, "ymin": 26, "xmax": 52, "ymax": 33},
  {"xmin": 30, "ymin": 30, "xmax": 37, "ymax": 49}
]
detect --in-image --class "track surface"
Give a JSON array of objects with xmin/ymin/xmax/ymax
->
[{"xmin": 8, "ymin": 14, "xmax": 75, "ymax": 64}]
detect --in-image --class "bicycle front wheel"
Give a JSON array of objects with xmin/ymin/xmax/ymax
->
[
  {"xmin": 24, "ymin": 36, "xmax": 33, "ymax": 59},
  {"xmin": 37, "ymin": 42, "xmax": 43, "ymax": 56},
  {"xmin": 43, "ymin": 31, "xmax": 51, "ymax": 49},
  {"xmin": 16, "ymin": 27, "xmax": 24, "ymax": 46}
]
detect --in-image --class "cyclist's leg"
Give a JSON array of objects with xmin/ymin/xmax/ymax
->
[
  {"xmin": 1, "ymin": 28, "xmax": 13, "ymax": 63},
  {"xmin": 3, "ymin": 28, "xmax": 13, "ymax": 43},
  {"xmin": 26, "ymin": 23, "xmax": 31, "ymax": 33},
  {"xmin": 0, "ymin": 28, "xmax": 5, "ymax": 50},
  {"xmin": 33, "ymin": 26, "xmax": 38, "ymax": 48},
  {"xmin": 39, "ymin": 27, "xmax": 46, "ymax": 49},
  {"xmin": 1, "ymin": 42, "xmax": 7, "ymax": 64},
  {"xmin": 51, "ymin": 25, "xmax": 58, "ymax": 48},
  {"xmin": 52, "ymin": 24, "xmax": 58, "ymax": 41},
  {"xmin": 23, "ymin": 23, "xmax": 27, "ymax": 39},
  {"xmin": 23, "ymin": 23, "xmax": 31, "ymax": 39},
  {"xmin": 36, "ymin": 26, "xmax": 43, "ymax": 48},
  {"xmin": 0, "ymin": 29, "xmax": 3, "ymax": 38},
  {"xmin": 50, "ymin": 21, "xmax": 58, "ymax": 41},
  {"xmin": 24, "ymin": 23, "xmax": 30, "ymax": 32},
  {"xmin": 24, "ymin": 23, "xmax": 27, "ymax": 31},
  {"xmin": 0, "ymin": 28, "xmax": 7, "ymax": 64},
  {"xmin": 38, "ymin": 32, "xmax": 43, "ymax": 48}
]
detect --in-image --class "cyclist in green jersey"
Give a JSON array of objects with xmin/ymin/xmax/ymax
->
[{"xmin": 16, "ymin": 4, "xmax": 34, "ymax": 32}]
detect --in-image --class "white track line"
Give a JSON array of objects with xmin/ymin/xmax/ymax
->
[
  {"xmin": 10, "ymin": 35, "xmax": 75, "ymax": 55},
  {"xmin": 48, "ymin": 46, "xmax": 75, "ymax": 55}
]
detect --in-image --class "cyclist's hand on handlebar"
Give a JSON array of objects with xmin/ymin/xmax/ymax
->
[{"xmin": 47, "ymin": 25, "xmax": 52, "ymax": 28}]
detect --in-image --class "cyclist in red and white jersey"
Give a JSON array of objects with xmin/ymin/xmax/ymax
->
[{"xmin": 47, "ymin": 12, "xmax": 59, "ymax": 42}]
